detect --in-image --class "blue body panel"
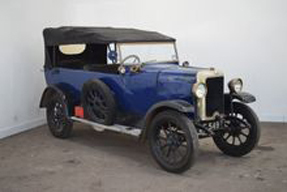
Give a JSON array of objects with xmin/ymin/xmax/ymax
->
[{"xmin": 45, "ymin": 63, "xmax": 200, "ymax": 117}]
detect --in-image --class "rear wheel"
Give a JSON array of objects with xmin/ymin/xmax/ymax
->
[
  {"xmin": 148, "ymin": 110, "xmax": 199, "ymax": 173},
  {"xmin": 46, "ymin": 94, "xmax": 73, "ymax": 139},
  {"xmin": 213, "ymin": 102, "xmax": 260, "ymax": 157}
]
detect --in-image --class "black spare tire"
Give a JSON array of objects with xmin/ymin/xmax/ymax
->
[{"xmin": 82, "ymin": 79, "xmax": 116, "ymax": 125}]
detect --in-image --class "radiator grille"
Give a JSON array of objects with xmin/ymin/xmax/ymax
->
[{"xmin": 205, "ymin": 77, "xmax": 224, "ymax": 117}]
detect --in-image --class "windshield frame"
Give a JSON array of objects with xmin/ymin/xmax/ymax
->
[{"xmin": 116, "ymin": 42, "xmax": 179, "ymax": 64}]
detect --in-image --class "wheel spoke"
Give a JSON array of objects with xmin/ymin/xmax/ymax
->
[
  {"xmin": 180, "ymin": 143, "xmax": 188, "ymax": 148},
  {"xmin": 160, "ymin": 144, "xmax": 168, "ymax": 150},
  {"xmin": 99, "ymin": 101, "xmax": 107, "ymax": 109},
  {"xmin": 92, "ymin": 107, "xmax": 106, "ymax": 119},
  {"xmin": 237, "ymin": 136, "xmax": 243, "ymax": 144},
  {"xmin": 158, "ymin": 135, "xmax": 167, "ymax": 142},
  {"xmin": 87, "ymin": 95, "xmax": 95, "ymax": 103},
  {"xmin": 166, "ymin": 146, "xmax": 172, "ymax": 157},
  {"xmin": 224, "ymin": 133, "xmax": 231, "ymax": 141},
  {"xmin": 239, "ymin": 123, "xmax": 250, "ymax": 130},
  {"xmin": 157, "ymin": 135, "xmax": 167, "ymax": 146},
  {"xmin": 171, "ymin": 149, "xmax": 177, "ymax": 164},
  {"xmin": 240, "ymin": 131, "xmax": 248, "ymax": 137},
  {"xmin": 175, "ymin": 147, "xmax": 184, "ymax": 159},
  {"xmin": 233, "ymin": 115, "xmax": 251, "ymax": 129},
  {"xmin": 162, "ymin": 127, "xmax": 169, "ymax": 136},
  {"xmin": 89, "ymin": 90, "xmax": 96, "ymax": 99},
  {"xmin": 232, "ymin": 136, "xmax": 235, "ymax": 145},
  {"xmin": 94, "ymin": 90, "xmax": 100, "ymax": 98},
  {"xmin": 177, "ymin": 134, "xmax": 186, "ymax": 143}
]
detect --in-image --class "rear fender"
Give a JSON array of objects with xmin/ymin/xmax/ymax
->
[{"xmin": 39, "ymin": 85, "xmax": 73, "ymax": 116}]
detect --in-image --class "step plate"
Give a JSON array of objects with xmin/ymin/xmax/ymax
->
[{"xmin": 71, "ymin": 116, "xmax": 142, "ymax": 137}]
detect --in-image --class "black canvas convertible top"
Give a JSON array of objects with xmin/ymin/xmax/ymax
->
[{"xmin": 43, "ymin": 26, "xmax": 176, "ymax": 46}]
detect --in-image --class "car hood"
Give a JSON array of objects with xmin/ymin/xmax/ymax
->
[
  {"xmin": 142, "ymin": 63, "xmax": 206, "ymax": 73},
  {"xmin": 142, "ymin": 63, "xmax": 208, "ymax": 83}
]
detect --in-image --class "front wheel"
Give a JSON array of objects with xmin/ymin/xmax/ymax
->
[
  {"xmin": 148, "ymin": 110, "xmax": 199, "ymax": 173},
  {"xmin": 213, "ymin": 102, "xmax": 260, "ymax": 157}
]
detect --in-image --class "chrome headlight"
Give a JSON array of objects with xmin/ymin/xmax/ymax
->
[
  {"xmin": 228, "ymin": 78, "xmax": 243, "ymax": 93},
  {"xmin": 193, "ymin": 83, "xmax": 207, "ymax": 98}
]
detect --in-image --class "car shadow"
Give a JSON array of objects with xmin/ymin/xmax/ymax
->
[
  {"xmin": 69, "ymin": 123, "xmax": 156, "ymax": 167},
  {"xmin": 41, "ymin": 122, "xmax": 278, "ymax": 176},
  {"xmin": 68, "ymin": 123, "xmax": 250, "ymax": 173}
]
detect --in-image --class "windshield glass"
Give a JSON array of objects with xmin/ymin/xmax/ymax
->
[{"xmin": 117, "ymin": 42, "xmax": 178, "ymax": 64}]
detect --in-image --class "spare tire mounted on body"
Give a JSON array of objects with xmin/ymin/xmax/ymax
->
[{"xmin": 82, "ymin": 79, "xmax": 116, "ymax": 125}]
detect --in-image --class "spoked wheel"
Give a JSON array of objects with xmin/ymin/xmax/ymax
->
[
  {"xmin": 82, "ymin": 79, "xmax": 116, "ymax": 125},
  {"xmin": 213, "ymin": 102, "xmax": 260, "ymax": 157},
  {"xmin": 149, "ymin": 110, "xmax": 199, "ymax": 173},
  {"xmin": 46, "ymin": 94, "xmax": 73, "ymax": 138},
  {"xmin": 154, "ymin": 122, "xmax": 189, "ymax": 165}
]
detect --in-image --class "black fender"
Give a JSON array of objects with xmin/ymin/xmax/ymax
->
[
  {"xmin": 232, "ymin": 92, "xmax": 256, "ymax": 103},
  {"xmin": 140, "ymin": 99, "xmax": 195, "ymax": 141},
  {"xmin": 225, "ymin": 92, "xmax": 256, "ymax": 114},
  {"xmin": 39, "ymin": 85, "xmax": 73, "ymax": 116}
]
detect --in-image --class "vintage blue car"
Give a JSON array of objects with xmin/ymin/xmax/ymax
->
[{"xmin": 40, "ymin": 27, "xmax": 260, "ymax": 173}]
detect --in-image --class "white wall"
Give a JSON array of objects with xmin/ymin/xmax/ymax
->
[
  {"xmin": 0, "ymin": 0, "xmax": 286, "ymax": 138},
  {"xmin": 0, "ymin": 0, "xmax": 76, "ymax": 139}
]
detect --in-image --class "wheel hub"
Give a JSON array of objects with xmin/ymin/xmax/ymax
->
[
  {"xmin": 229, "ymin": 125, "xmax": 242, "ymax": 136},
  {"xmin": 167, "ymin": 133, "xmax": 180, "ymax": 147}
]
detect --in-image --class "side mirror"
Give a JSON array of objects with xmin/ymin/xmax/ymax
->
[
  {"xmin": 182, "ymin": 61, "xmax": 189, "ymax": 67},
  {"xmin": 108, "ymin": 51, "xmax": 118, "ymax": 63}
]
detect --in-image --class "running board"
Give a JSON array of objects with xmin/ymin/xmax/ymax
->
[{"xmin": 70, "ymin": 116, "xmax": 142, "ymax": 137}]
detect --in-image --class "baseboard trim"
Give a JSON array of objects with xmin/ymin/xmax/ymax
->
[{"xmin": 0, "ymin": 118, "xmax": 46, "ymax": 139}]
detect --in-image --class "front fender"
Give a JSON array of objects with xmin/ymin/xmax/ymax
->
[
  {"xmin": 232, "ymin": 92, "xmax": 256, "ymax": 103},
  {"xmin": 140, "ymin": 99, "xmax": 195, "ymax": 141},
  {"xmin": 225, "ymin": 92, "xmax": 256, "ymax": 114}
]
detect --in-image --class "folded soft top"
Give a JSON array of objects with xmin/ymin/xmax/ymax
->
[{"xmin": 43, "ymin": 26, "xmax": 175, "ymax": 46}]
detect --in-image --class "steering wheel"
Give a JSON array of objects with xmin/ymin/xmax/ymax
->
[
  {"xmin": 118, "ymin": 55, "xmax": 142, "ymax": 74},
  {"xmin": 120, "ymin": 54, "xmax": 141, "ymax": 65}
]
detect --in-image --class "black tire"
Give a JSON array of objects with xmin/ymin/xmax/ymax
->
[
  {"xmin": 82, "ymin": 79, "xmax": 116, "ymax": 125},
  {"xmin": 213, "ymin": 102, "xmax": 260, "ymax": 157},
  {"xmin": 148, "ymin": 110, "xmax": 199, "ymax": 173},
  {"xmin": 46, "ymin": 94, "xmax": 73, "ymax": 139}
]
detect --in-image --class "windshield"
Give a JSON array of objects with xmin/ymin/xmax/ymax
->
[{"xmin": 116, "ymin": 42, "xmax": 178, "ymax": 64}]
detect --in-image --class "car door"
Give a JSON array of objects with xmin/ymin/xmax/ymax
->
[{"xmin": 121, "ymin": 68, "xmax": 159, "ymax": 115}]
